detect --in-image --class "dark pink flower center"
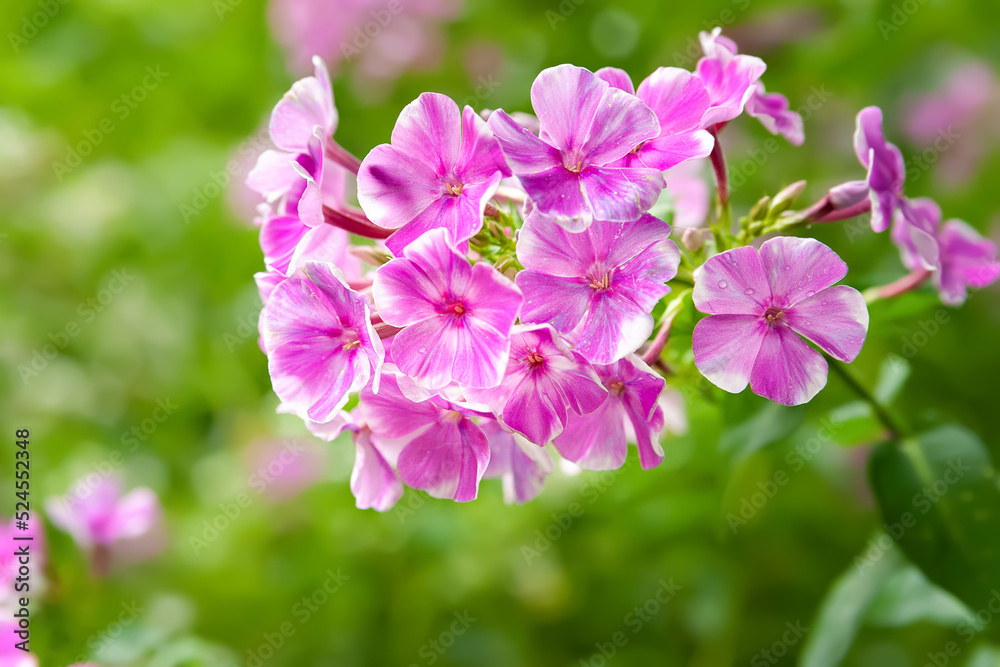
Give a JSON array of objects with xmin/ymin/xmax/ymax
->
[
  {"xmin": 524, "ymin": 350, "xmax": 545, "ymax": 368},
  {"xmin": 763, "ymin": 306, "xmax": 785, "ymax": 325},
  {"xmin": 445, "ymin": 180, "xmax": 464, "ymax": 196},
  {"xmin": 444, "ymin": 301, "xmax": 468, "ymax": 318},
  {"xmin": 608, "ymin": 379, "xmax": 626, "ymax": 396}
]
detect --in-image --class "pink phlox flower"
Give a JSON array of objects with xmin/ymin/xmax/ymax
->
[
  {"xmin": 487, "ymin": 64, "xmax": 665, "ymax": 232},
  {"xmin": 692, "ymin": 237, "xmax": 869, "ymax": 406}
]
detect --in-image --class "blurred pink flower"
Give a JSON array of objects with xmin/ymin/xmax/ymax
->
[
  {"xmin": 901, "ymin": 61, "xmax": 1000, "ymax": 187},
  {"xmin": 268, "ymin": 0, "xmax": 462, "ymax": 85},
  {"xmin": 243, "ymin": 438, "xmax": 326, "ymax": 502},
  {"xmin": 45, "ymin": 476, "xmax": 163, "ymax": 573}
]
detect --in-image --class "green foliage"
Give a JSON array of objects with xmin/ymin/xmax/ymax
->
[{"xmin": 2, "ymin": 0, "xmax": 1000, "ymax": 665}]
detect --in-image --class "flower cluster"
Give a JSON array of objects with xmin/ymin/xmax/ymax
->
[{"xmin": 245, "ymin": 29, "xmax": 999, "ymax": 510}]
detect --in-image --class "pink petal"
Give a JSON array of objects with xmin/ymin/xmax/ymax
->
[
  {"xmin": 580, "ymin": 166, "xmax": 665, "ymax": 222},
  {"xmin": 356, "ymin": 143, "xmax": 444, "ymax": 229},
  {"xmin": 637, "ymin": 67, "xmax": 711, "ymax": 135},
  {"xmin": 697, "ymin": 54, "xmax": 767, "ymax": 127},
  {"xmin": 397, "ymin": 419, "xmax": 489, "ymax": 502},
  {"xmin": 749, "ymin": 327, "xmax": 828, "ymax": 406},
  {"xmin": 360, "ymin": 374, "xmax": 439, "ymax": 438},
  {"xmin": 516, "ymin": 271, "xmax": 590, "ymax": 332},
  {"xmin": 486, "ymin": 109, "xmax": 563, "ymax": 174},
  {"xmin": 531, "ymin": 64, "xmax": 610, "ymax": 155},
  {"xmin": 246, "ymin": 149, "xmax": 301, "ymax": 201},
  {"xmin": 108, "ymin": 488, "xmax": 162, "ymax": 542},
  {"xmin": 758, "ymin": 236, "xmax": 848, "ymax": 308},
  {"xmin": 457, "ymin": 105, "xmax": 512, "ymax": 182},
  {"xmin": 482, "ymin": 420, "xmax": 553, "ymax": 504},
  {"xmin": 390, "ymin": 92, "xmax": 462, "ymax": 175},
  {"xmin": 384, "ymin": 173, "xmax": 500, "ymax": 255},
  {"xmin": 260, "ymin": 213, "xmax": 309, "ymax": 274},
  {"xmin": 785, "ymin": 285, "xmax": 869, "ymax": 362},
  {"xmin": 351, "ymin": 429, "xmax": 404, "ymax": 512},
  {"xmin": 937, "ymin": 219, "xmax": 1000, "ymax": 305},
  {"xmin": 693, "ymin": 314, "xmax": 767, "ymax": 393},
  {"xmin": 693, "ymin": 246, "xmax": 770, "ymax": 315},
  {"xmin": 594, "ymin": 67, "xmax": 635, "ymax": 94},
  {"xmin": 554, "ymin": 400, "xmax": 627, "ymax": 470},
  {"xmin": 269, "ymin": 56, "xmax": 337, "ymax": 153}
]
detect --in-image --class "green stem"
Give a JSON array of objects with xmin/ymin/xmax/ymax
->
[{"xmin": 825, "ymin": 355, "xmax": 903, "ymax": 440}]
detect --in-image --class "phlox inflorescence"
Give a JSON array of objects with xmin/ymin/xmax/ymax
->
[{"xmin": 244, "ymin": 29, "xmax": 1000, "ymax": 511}]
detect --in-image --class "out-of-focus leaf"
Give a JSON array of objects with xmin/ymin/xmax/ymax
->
[
  {"xmin": 873, "ymin": 354, "xmax": 910, "ymax": 404},
  {"xmin": 800, "ymin": 541, "xmax": 901, "ymax": 667},
  {"xmin": 864, "ymin": 562, "xmax": 973, "ymax": 628},
  {"xmin": 965, "ymin": 644, "xmax": 1000, "ymax": 667},
  {"xmin": 827, "ymin": 400, "xmax": 882, "ymax": 447},
  {"xmin": 869, "ymin": 425, "xmax": 1000, "ymax": 617},
  {"xmin": 720, "ymin": 402, "xmax": 804, "ymax": 462}
]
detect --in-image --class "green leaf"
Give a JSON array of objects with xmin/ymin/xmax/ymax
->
[
  {"xmin": 800, "ymin": 542, "xmax": 902, "ymax": 667},
  {"xmin": 869, "ymin": 425, "xmax": 1000, "ymax": 616},
  {"xmin": 873, "ymin": 354, "xmax": 910, "ymax": 404},
  {"xmin": 719, "ymin": 402, "xmax": 804, "ymax": 462},
  {"xmin": 864, "ymin": 562, "xmax": 973, "ymax": 628}
]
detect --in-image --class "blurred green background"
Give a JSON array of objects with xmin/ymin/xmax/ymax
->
[{"xmin": 3, "ymin": 0, "xmax": 1000, "ymax": 665}]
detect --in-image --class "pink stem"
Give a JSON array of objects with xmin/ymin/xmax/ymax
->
[
  {"xmin": 815, "ymin": 198, "xmax": 872, "ymax": 223},
  {"xmin": 708, "ymin": 128, "xmax": 729, "ymax": 210},
  {"xmin": 868, "ymin": 268, "xmax": 932, "ymax": 301},
  {"xmin": 324, "ymin": 140, "xmax": 362, "ymax": 175},
  {"xmin": 322, "ymin": 205, "xmax": 393, "ymax": 239}
]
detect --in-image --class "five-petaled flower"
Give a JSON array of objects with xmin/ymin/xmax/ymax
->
[
  {"xmin": 262, "ymin": 260, "xmax": 384, "ymax": 422},
  {"xmin": 357, "ymin": 92, "xmax": 511, "ymax": 255},
  {"xmin": 516, "ymin": 211, "xmax": 679, "ymax": 364},
  {"xmin": 465, "ymin": 324, "xmax": 608, "ymax": 445},
  {"xmin": 361, "ymin": 373, "xmax": 490, "ymax": 502},
  {"xmin": 488, "ymin": 64, "xmax": 665, "ymax": 231},
  {"xmin": 893, "ymin": 197, "xmax": 1000, "ymax": 305},
  {"xmin": 372, "ymin": 228, "xmax": 523, "ymax": 389},
  {"xmin": 554, "ymin": 355, "xmax": 667, "ymax": 471},
  {"xmin": 692, "ymin": 237, "xmax": 869, "ymax": 406}
]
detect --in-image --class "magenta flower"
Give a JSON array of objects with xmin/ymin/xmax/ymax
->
[
  {"xmin": 465, "ymin": 325, "xmax": 607, "ymax": 445},
  {"xmin": 697, "ymin": 27, "xmax": 803, "ymax": 144},
  {"xmin": 261, "ymin": 260, "xmax": 384, "ymax": 422},
  {"xmin": 360, "ymin": 374, "xmax": 489, "ymax": 502},
  {"xmin": 45, "ymin": 477, "xmax": 161, "ymax": 553},
  {"xmin": 554, "ymin": 355, "xmax": 666, "ymax": 470},
  {"xmin": 307, "ymin": 411, "xmax": 404, "ymax": 512},
  {"xmin": 695, "ymin": 28, "xmax": 767, "ymax": 128},
  {"xmin": 247, "ymin": 57, "xmax": 344, "ymax": 214},
  {"xmin": 481, "ymin": 419, "xmax": 553, "ymax": 504},
  {"xmin": 357, "ymin": 92, "xmax": 510, "ymax": 255},
  {"xmin": 891, "ymin": 198, "xmax": 942, "ymax": 272},
  {"xmin": 488, "ymin": 64, "xmax": 665, "ymax": 231},
  {"xmin": 854, "ymin": 106, "xmax": 906, "ymax": 232},
  {"xmin": 692, "ymin": 237, "xmax": 869, "ymax": 406},
  {"xmin": 893, "ymin": 198, "xmax": 1000, "ymax": 305},
  {"xmin": 745, "ymin": 82, "xmax": 805, "ymax": 146},
  {"xmin": 595, "ymin": 66, "xmax": 715, "ymax": 171},
  {"xmin": 372, "ymin": 228, "xmax": 522, "ymax": 389},
  {"xmin": 516, "ymin": 211, "xmax": 679, "ymax": 364}
]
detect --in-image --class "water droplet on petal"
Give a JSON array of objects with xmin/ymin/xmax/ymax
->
[
  {"xmin": 806, "ymin": 291, "xmax": 815, "ymax": 297},
  {"xmin": 718, "ymin": 280, "xmax": 728, "ymax": 289},
  {"xmin": 784, "ymin": 265, "xmax": 792, "ymax": 271},
  {"xmin": 745, "ymin": 288, "xmax": 755, "ymax": 295}
]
